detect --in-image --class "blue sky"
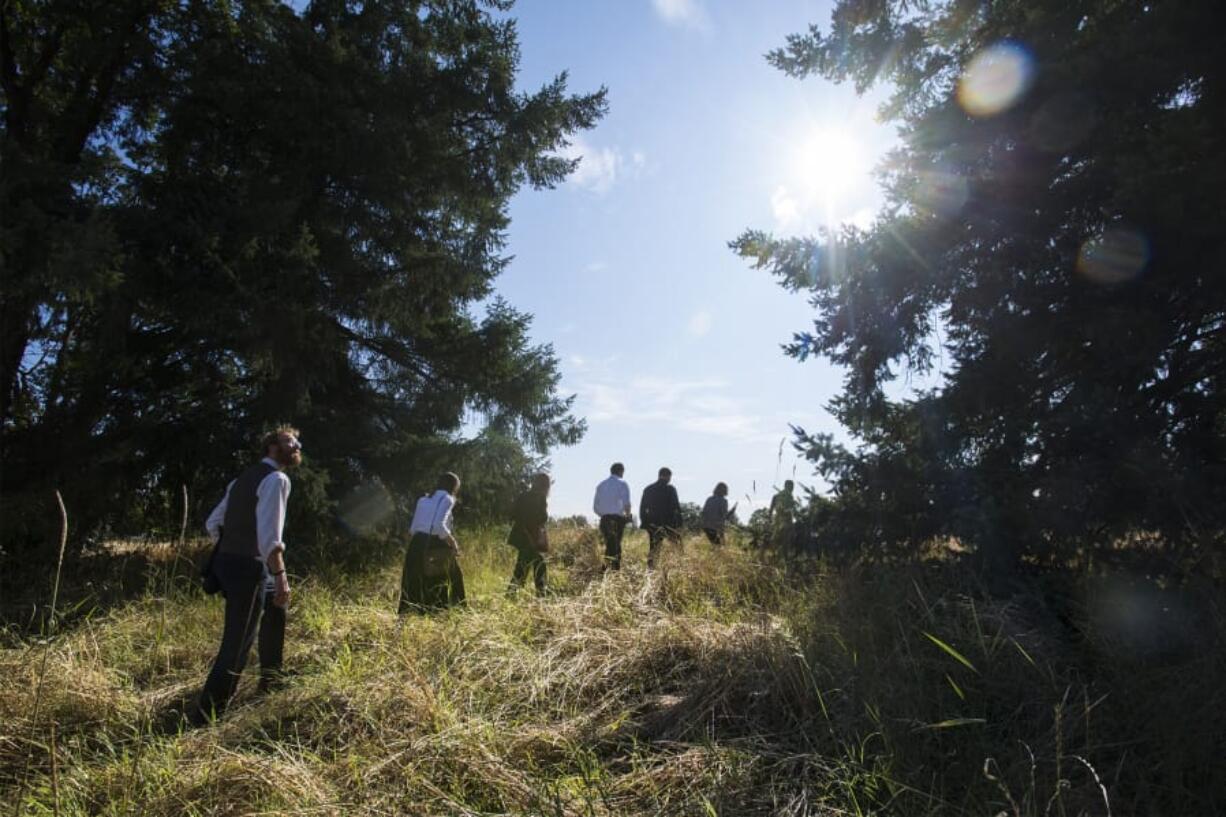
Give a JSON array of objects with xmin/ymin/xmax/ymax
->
[{"xmin": 492, "ymin": 0, "xmax": 900, "ymax": 518}]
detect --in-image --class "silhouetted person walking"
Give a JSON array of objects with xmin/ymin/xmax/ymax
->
[
  {"xmin": 507, "ymin": 473, "xmax": 551, "ymax": 595},
  {"xmin": 640, "ymin": 467, "xmax": 682, "ymax": 569},
  {"xmin": 593, "ymin": 462, "xmax": 632, "ymax": 570},
  {"xmin": 769, "ymin": 479, "xmax": 799, "ymax": 552},
  {"xmin": 194, "ymin": 426, "xmax": 301, "ymax": 723},
  {"xmin": 701, "ymin": 482, "xmax": 737, "ymax": 545}
]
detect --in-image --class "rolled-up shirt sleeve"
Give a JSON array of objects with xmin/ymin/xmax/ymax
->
[
  {"xmin": 431, "ymin": 493, "xmax": 455, "ymax": 537},
  {"xmin": 204, "ymin": 481, "xmax": 234, "ymax": 544},
  {"xmin": 256, "ymin": 471, "xmax": 291, "ymax": 560},
  {"xmin": 619, "ymin": 481, "xmax": 631, "ymax": 514}
]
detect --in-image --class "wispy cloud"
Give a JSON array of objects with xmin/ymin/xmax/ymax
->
[
  {"xmin": 560, "ymin": 137, "xmax": 646, "ymax": 195},
  {"xmin": 771, "ymin": 186, "xmax": 801, "ymax": 231},
  {"xmin": 771, "ymin": 184, "xmax": 878, "ymax": 234},
  {"xmin": 577, "ymin": 376, "xmax": 776, "ymax": 442},
  {"xmin": 651, "ymin": 0, "xmax": 708, "ymax": 30},
  {"xmin": 561, "ymin": 136, "xmax": 619, "ymax": 194},
  {"xmin": 678, "ymin": 413, "xmax": 762, "ymax": 437}
]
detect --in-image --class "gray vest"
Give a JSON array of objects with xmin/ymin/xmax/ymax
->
[{"xmin": 220, "ymin": 461, "xmax": 278, "ymax": 557}]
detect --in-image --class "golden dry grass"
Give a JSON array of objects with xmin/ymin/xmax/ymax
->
[{"xmin": 2, "ymin": 526, "xmax": 1223, "ymax": 815}]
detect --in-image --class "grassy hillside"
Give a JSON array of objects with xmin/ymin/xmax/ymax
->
[{"xmin": 2, "ymin": 528, "xmax": 1223, "ymax": 816}]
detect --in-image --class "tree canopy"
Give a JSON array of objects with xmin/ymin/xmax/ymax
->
[
  {"xmin": 1, "ymin": 0, "xmax": 606, "ymax": 548},
  {"xmin": 734, "ymin": 0, "xmax": 1226, "ymax": 567}
]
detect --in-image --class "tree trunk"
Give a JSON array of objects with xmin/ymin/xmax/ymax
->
[{"xmin": 0, "ymin": 293, "xmax": 35, "ymax": 425}]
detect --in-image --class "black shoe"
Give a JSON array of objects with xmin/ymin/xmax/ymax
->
[
  {"xmin": 257, "ymin": 671, "xmax": 286, "ymax": 695},
  {"xmin": 186, "ymin": 702, "xmax": 216, "ymax": 728}
]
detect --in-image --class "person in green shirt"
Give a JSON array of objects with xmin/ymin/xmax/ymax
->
[{"xmin": 507, "ymin": 473, "xmax": 551, "ymax": 595}]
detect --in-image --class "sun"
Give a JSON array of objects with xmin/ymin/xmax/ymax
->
[{"xmin": 790, "ymin": 126, "xmax": 866, "ymax": 209}]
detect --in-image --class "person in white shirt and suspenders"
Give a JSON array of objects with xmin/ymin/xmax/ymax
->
[{"xmin": 399, "ymin": 472, "xmax": 466, "ymax": 612}]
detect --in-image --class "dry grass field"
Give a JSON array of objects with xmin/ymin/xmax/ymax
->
[{"xmin": 2, "ymin": 526, "xmax": 1223, "ymax": 815}]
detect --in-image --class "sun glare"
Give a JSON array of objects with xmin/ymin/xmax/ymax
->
[
  {"xmin": 793, "ymin": 127, "xmax": 865, "ymax": 204},
  {"xmin": 772, "ymin": 122, "xmax": 876, "ymax": 233}
]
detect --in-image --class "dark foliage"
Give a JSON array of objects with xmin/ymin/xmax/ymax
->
[
  {"xmin": 1, "ymin": 0, "xmax": 605, "ymax": 552},
  {"xmin": 733, "ymin": 0, "xmax": 1226, "ymax": 569}
]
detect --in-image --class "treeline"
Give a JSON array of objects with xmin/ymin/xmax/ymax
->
[
  {"xmin": 736, "ymin": 0, "xmax": 1226, "ymax": 572},
  {"xmin": 1, "ymin": 0, "xmax": 606, "ymax": 552}
]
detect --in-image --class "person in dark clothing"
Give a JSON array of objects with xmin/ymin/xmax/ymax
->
[
  {"xmin": 593, "ymin": 462, "xmax": 632, "ymax": 570},
  {"xmin": 194, "ymin": 426, "xmax": 301, "ymax": 724},
  {"xmin": 399, "ymin": 472, "xmax": 466, "ymax": 612},
  {"xmin": 769, "ymin": 479, "xmax": 799, "ymax": 553},
  {"xmin": 639, "ymin": 467, "xmax": 682, "ymax": 569},
  {"xmin": 507, "ymin": 473, "xmax": 551, "ymax": 595},
  {"xmin": 701, "ymin": 482, "xmax": 737, "ymax": 545}
]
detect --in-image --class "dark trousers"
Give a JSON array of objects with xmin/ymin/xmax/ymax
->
[
  {"xmin": 599, "ymin": 514, "xmax": 628, "ymax": 570},
  {"xmin": 399, "ymin": 532, "xmax": 466, "ymax": 613},
  {"xmin": 196, "ymin": 554, "xmax": 285, "ymax": 721},
  {"xmin": 645, "ymin": 524, "xmax": 679, "ymax": 568},
  {"xmin": 509, "ymin": 546, "xmax": 547, "ymax": 594},
  {"xmin": 703, "ymin": 527, "xmax": 723, "ymax": 545}
]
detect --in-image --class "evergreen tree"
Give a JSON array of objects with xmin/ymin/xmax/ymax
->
[
  {"xmin": 733, "ymin": 0, "xmax": 1226, "ymax": 568},
  {"xmin": 1, "ymin": 0, "xmax": 605, "ymax": 549}
]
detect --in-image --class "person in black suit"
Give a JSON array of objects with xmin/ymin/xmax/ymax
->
[{"xmin": 639, "ymin": 467, "xmax": 682, "ymax": 569}]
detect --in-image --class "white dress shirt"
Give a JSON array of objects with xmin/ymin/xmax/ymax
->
[
  {"xmin": 593, "ymin": 475, "xmax": 632, "ymax": 517},
  {"xmin": 410, "ymin": 490, "xmax": 455, "ymax": 537},
  {"xmin": 204, "ymin": 457, "xmax": 291, "ymax": 561}
]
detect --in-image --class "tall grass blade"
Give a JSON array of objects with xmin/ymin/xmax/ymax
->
[
  {"xmin": 12, "ymin": 490, "xmax": 70, "ymax": 817},
  {"xmin": 918, "ymin": 718, "xmax": 986, "ymax": 730},
  {"xmin": 1011, "ymin": 638, "xmax": 1037, "ymax": 668},
  {"xmin": 922, "ymin": 631, "xmax": 979, "ymax": 674}
]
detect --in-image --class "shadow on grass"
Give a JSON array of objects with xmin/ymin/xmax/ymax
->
[{"xmin": 0, "ymin": 542, "xmax": 208, "ymax": 639}]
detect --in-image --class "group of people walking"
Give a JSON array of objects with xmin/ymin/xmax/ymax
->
[
  {"xmin": 594, "ymin": 463, "xmax": 737, "ymax": 570},
  {"xmin": 394, "ymin": 468, "xmax": 555, "ymax": 612},
  {"xmin": 191, "ymin": 434, "xmax": 785, "ymax": 724}
]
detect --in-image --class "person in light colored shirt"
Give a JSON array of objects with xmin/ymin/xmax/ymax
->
[
  {"xmin": 399, "ymin": 472, "xmax": 466, "ymax": 612},
  {"xmin": 194, "ymin": 426, "xmax": 301, "ymax": 724},
  {"xmin": 593, "ymin": 462, "xmax": 632, "ymax": 570}
]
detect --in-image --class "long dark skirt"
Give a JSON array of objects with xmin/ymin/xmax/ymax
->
[{"xmin": 399, "ymin": 532, "xmax": 466, "ymax": 613}]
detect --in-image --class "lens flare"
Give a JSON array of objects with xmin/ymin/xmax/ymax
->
[
  {"xmin": 337, "ymin": 482, "xmax": 395, "ymax": 535},
  {"xmin": 1076, "ymin": 228, "xmax": 1149, "ymax": 284},
  {"xmin": 957, "ymin": 41, "xmax": 1034, "ymax": 118},
  {"xmin": 914, "ymin": 168, "xmax": 968, "ymax": 218}
]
